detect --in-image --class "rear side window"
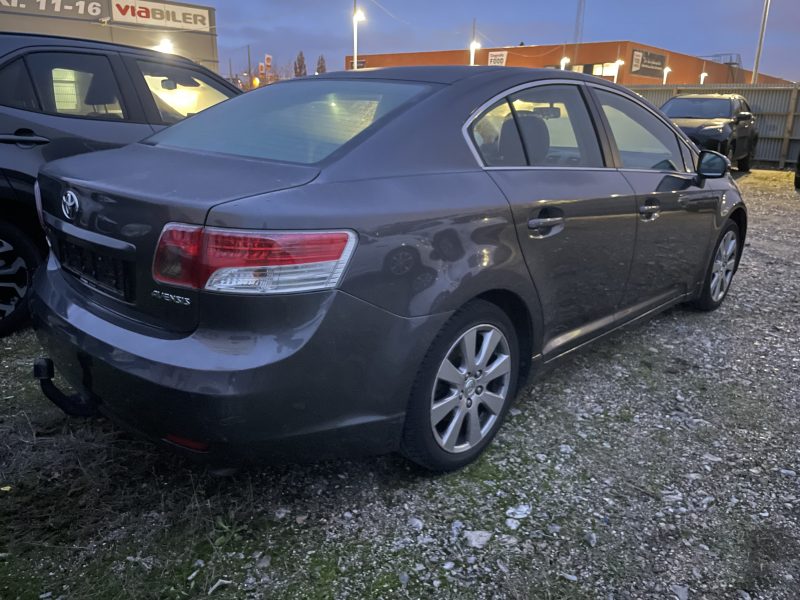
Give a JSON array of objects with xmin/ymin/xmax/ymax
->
[
  {"xmin": 147, "ymin": 79, "xmax": 430, "ymax": 164},
  {"xmin": 596, "ymin": 89, "xmax": 683, "ymax": 171},
  {"xmin": 0, "ymin": 59, "xmax": 39, "ymax": 111},
  {"xmin": 470, "ymin": 100, "xmax": 526, "ymax": 167},
  {"xmin": 136, "ymin": 60, "xmax": 232, "ymax": 124},
  {"xmin": 509, "ymin": 84, "xmax": 603, "ymax": 167},
  {"xmin": 26, "ymin": 52, "xmax": 126, "ymax": 120}
]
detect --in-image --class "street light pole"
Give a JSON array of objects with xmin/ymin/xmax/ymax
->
[
  {"xmin": 352, "ymin": 2, "xmax": 365, "ymax": 70},
  {"xmin": 751, "ymin": 0, "xmax": 771, "ymax": 84}
]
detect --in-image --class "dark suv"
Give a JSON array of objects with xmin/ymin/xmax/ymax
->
[
  {"xmin": 661, "ymin": 93, "xmax": 758, "ymax": 172},
  {"xmin": 0, "ymin": 33, "xmax": 239, "ymax": 335}
]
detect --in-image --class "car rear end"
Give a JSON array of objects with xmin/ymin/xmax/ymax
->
[{"xmin": 30, "ymin": 77, "xmax": 448, "ymax": 461}]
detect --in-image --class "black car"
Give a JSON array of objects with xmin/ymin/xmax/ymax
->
[
  {"xmin": 0, "ymin": 33, "xmax": 239, "ymax": 335},
  {"xmin": 31, "ymin": 67, "xmax": 745, "ymax": 471},
  {"xmin": 661, "ymin": 93, "xmax": 758, "ymax": 172}
]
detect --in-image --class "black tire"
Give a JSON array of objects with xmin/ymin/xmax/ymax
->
[
  {"xmin": 738, "ymin": 147, "xmax": 753, "ymax": 172},
  {"xmin": 401, "ymin": 299, "xmax": 520, "ymax": 472},
  {"xmin": 690, "ymin": 221, "xmax": 740, "ymax": 312},
  {"xmin": 0, "ymin": 221, "xmax": 42, "ymax": 336}
]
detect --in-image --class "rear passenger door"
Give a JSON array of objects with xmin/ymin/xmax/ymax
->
[
  {"xmin": 589, "ymin": 86, "xmax": 718, "ymax": 317},
  {"xmin": 469, "ymin": 82, "xmax": 638, "ymax": 357},
  {"xmin": 0, "ymin": 49, "xmax": 153, "ymax": 204}
]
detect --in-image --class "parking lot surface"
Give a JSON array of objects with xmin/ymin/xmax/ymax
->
[{"xmin": 1, "ymin": 169, "xmax": 798, "ymax": 599}]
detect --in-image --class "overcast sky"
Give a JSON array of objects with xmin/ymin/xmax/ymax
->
[{"xmin": 211, "ymin": 0, "xmax": 798, "ymax": 81}]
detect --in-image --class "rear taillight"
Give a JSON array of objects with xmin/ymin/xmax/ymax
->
[{"xmin": 152, "ymin": 224, "xmax": 357, "ymax": 294}]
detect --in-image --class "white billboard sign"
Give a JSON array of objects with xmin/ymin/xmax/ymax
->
[
  {"xmin": 487, "ymin": 51, "xmax": 508, "ymax": 67},
  {"xmin": 112, "ymin": 1, "xmax": 211, "ymax": 32}
]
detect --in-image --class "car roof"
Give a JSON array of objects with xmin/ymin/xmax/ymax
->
[
  {"xmin": 318, "ymin": 65, "xmax": 601, "ymax": 85},
  {"xmin": 0, "ymin": 32, "xmax": 198, "ymax": 64},
  {"xmin": 672, "ymin": 93, "xmax": 743, "ymax": 100}
]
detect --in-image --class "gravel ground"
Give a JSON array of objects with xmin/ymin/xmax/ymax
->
[{"xmin": 1, "ymin": 169, "xmax": 798, "ymax": 600}]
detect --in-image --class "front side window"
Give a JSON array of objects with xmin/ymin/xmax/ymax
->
[
  {"xmin": 147, "ymin": 79, "xmax": 430, "ymax": 164},
  {"xmin": 509, "ymin": 84, "xmax": 604, "ymax": 167},
  {"xmin": 469, "ymin": 100, "xmax": 526, "ymax": 167},
  {"xmin": 596, "ymin": 89, "xmax": 683, "ymax": 171},
  {"xmin": 136, "ymin": 60, "xmax": 232, "ymax": 124},
  {"xmin": 25, "ymin": 52, "xmax": 125, "ymax": 120},
  {"xmin": 0, "ymin": 59, "xmax": 39, "ymax": 111}
]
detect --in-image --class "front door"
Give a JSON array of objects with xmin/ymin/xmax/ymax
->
[{"xmin": 590, "ymin": 87, "xmax": 717, "ymax": 317}]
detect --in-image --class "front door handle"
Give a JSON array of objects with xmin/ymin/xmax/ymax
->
[{"xmin": 527, "ymin": 216, "xmax": 565, "ymax": 238}]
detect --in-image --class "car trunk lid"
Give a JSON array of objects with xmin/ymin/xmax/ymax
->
[{"xmin": 37, "ymin": 144, "xmax": 319, "ymax": 333}]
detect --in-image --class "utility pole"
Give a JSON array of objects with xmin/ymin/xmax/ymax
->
[
  {"xmin": 247, "ymin": 45, "xmax": 252, "ymax": 88},
  {"xmin": 751, "ymin": 0, "xmax": 771, "ymax": 84},
  {"xmin": 228, "ymin": 57, "xmax": 233, "ymax": 82},
  {"xmin": 573, "ymin": 0, "xmax": 585, "ymax": 66}
]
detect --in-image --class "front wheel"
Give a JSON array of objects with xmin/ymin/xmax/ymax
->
[
  {"xmin": 401, "ymin": 300, "xmax": 520, "ymax": 471},
  {"xmin": 690, "ymin": 221, "xmax": 740, "ymax": 311},
  {"xmin": 738, "ymin": 147, "xmax": 753, "ymax": 172},
  {"xmin": 0, "ymin": 222, "xmax": 42, "ymax": 336}
]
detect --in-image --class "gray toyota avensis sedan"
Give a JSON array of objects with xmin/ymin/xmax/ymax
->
[{"xmin": 30, "ymin": 67, "xmax": 745, "ymax": 471}]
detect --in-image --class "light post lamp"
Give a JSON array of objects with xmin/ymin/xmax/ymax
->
[
  {"xmin": 752, "ymin": 0, "xmax": 771, "ymax": 84},
  {"xmin": 469, "ymin": 40, "xmax": 481, "ymax": 66},
  {"xmin": 700, "ymin": 71, "xmax": 708, "ymax": 85},
  {"xmin": 662, "ymin": 66, "xmax": 672, "ymax": 85},
  {"xmin": 352, "ymin": 6, "xmax": 366, "ymax": 70},
  {"xmin": 560, "ymin": 56, "xmax": 571, "ymax": 70},
  {"xmin": 613, "ymin": 59, "xmax": 624, "ymax": 84}
]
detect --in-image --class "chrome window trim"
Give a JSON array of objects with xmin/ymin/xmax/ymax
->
[
  {"xmin": 461, "ymin": 77, "xmax": 699, "ymax": 176},
  {"xmin": 586, "ymin": 81, "xmax": 698, "ymax": 173},
  {"xmin": 461, "ymin": 78, "xmax": 590, "ymax": 169}
]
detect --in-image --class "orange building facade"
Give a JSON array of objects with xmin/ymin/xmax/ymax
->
[{"xmin": 346, "ymin": 40, "xmax": 789, "ymax": 85}]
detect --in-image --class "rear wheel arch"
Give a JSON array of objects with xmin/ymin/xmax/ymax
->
[
  {"xmin": 474, "ymin": 289, "xmax": 536, "ymax": 384},
  {"xmin": 728, "ymin": 207, "xmax": 747, "ymax": 264}
]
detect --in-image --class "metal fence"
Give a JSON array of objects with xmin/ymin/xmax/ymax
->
[{"xmin": 628, "ymin": 84, "xmax": 800, "ymax": 168}]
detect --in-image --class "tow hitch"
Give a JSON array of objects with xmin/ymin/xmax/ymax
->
[{"xmin": 33, "ymin": 357, "xmax": 100, "ymax": 417}]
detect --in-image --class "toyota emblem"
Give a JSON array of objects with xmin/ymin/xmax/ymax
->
[{"xmin": 61, "ymin": 190, "xmax": 80, "ymax": 221}]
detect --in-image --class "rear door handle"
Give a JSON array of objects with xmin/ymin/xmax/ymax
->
[
  {"xmin": 527, "ymin": 216, "xmax": 565, "ymax": 238},
  {"xmin": 638, "ymin": 201, "xmax": 661, "ymax": 221},
  {"xmin": 0, "ymin": 134, "xmax": 50, "ymax": 146}
]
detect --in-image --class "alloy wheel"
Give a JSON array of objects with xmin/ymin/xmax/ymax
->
[
  {"xmin": 430, "ymin": 324, "xmax": 511, "ymax": 453},
  {"xmin": 0, "ymin": 237, "xmax": 29, "ymax": 321},
  {"xmin": 710, "ymin": 230, "xmax": 737, "ymax": 303}
]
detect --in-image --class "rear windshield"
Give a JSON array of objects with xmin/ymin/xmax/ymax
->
[
  {"xmin": 662, "ymin": 98, "xmax": 732, "ymax": 119},
  {"xmin": 145, "ymin": 79, "xmax": 431, "ymax": 164}
]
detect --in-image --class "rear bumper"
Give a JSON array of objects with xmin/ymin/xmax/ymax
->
[{"xmin": 30, "ymin": 257, "xmax": 449, "ymax": 461}]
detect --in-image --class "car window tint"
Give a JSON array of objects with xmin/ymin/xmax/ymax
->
[
  {"xmin": 470, "ymin": 100, "xmax": 526, "ymax": 167},
  {"xmin": 596, "ymin": 89, "xmax": 682, "ymax": 171},
  {"xmin": 0, "ymin": 59, "xmax": 40, "ymax": 111},
  {"xmin": 136, "ymin": 60, "xmax": 232, "ymax": 124},
  {"xmin": 147, "ymin": 79, "xmax": 430, "ymax": 164},
  {"xmin": 509, "ymin": 84, "xmax": 603, "ymax": 167},
  {"xmin": 25, "ymin": 52, "xmax": 126, "ymax": 120}
]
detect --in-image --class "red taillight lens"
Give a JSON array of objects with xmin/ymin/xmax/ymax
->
[
  {"xmin": 152, "ymin": 224, "xmax": 203, "ymax": 288},
  {"xmin": 152, "ymin": 224, "xmax": 357, "ymax": 294}
]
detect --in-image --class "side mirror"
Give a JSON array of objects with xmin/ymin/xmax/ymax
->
[
  {"xmin": 735, "ymin": 111, "xmax": 753, "ymax": 123},
  {"xmin": 697, "ymin": 150, "xmax": 729, "ymax": 178}
]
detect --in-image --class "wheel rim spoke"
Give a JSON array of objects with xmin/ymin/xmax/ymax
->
[
  {"xmin": 481, "ymin": 391, "xmax": 505, "ymax": 415},
  {"xmin": 431, "ymin": 391, "xmax": 460, "ymax": 427},
  {"xmin": 436, "ymin": 358, "xmax": 464, "ymax": 386},
  {"xmin": 0, "ymin": 240, "xmax": 28, "ymax": 319},
  {"xmin": 475, "ymin": 328, "xmax": 502, "ymax": 370},
  {"xmin": 441, "ymin": 407, "xmax": 466, "ymax": 451},
  {"xmin": 483, "ymin": 353, "xmax": 510, "ymax": 384},
  {"xmin": 466, "ymin": 412, "xmax": 483, "ymax": 446},
  {"xmin": 459, "ymin": 328, "xmax": 478, "ymax": 373}
]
